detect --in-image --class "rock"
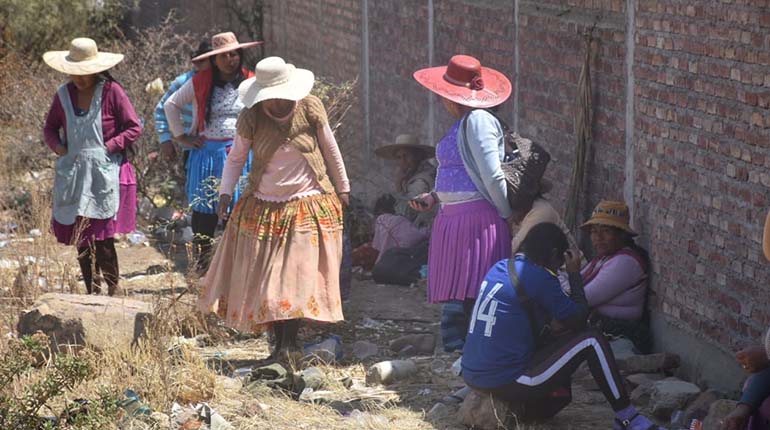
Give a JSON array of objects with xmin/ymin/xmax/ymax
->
[
  {"xmin": 216, "ymin": 375, "xmax": 242, "ymax": 392},
  {"xmin": 427, "ymin": 402, "xmax": 453, "ymax": 421},
  {"xmin": 610, "ymin": 338, "xmax": 638, "ymax": 360},
  {"xmin": 625, "ymin": 373, "xmax": 666, "ymax": 390},
  {"xmin": 303, "ymin": 336, "xmax": 343, "ymax": 363},
  {"xmin": 618, "ymin": 352, "xmax": 681, "ymax": 374},
  {"xmin": 631, "ymin": 383, "xmax": 654, "ymax": 406},
  {"xmin": 389, "ymin": 334, "xmax": 436, "ymax": 356},
  {"xmin": 702, "ymin": 399, "xmax": 739, "ymax": 430},
  {"xmin": 352, "ymin": 340, "xmax": 379, "ymax": 360},
  {"xmin": 299, "ymin": 367, "xmax": 326, "ymax": 390},
  {"xmin": 366, "ymin": 359, "xmax": 418, "ymax": 385},
  {"xmin": 17, "ymin": 293, "xmax": 152, "ymax": 353},
  {"xmin": 457, "ymin": 389, "xmax": 511, "ymax": 429},
  {"xmin": 649, "ymin": 379, "xmax": 702, "ymax": 419},
  {"xmin": 684, "ymin": 389, "xmax": 722, "ymax": 423}
]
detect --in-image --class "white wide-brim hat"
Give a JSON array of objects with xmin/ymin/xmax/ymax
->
[
  {"xmin": 238, "ymin": 56, "xmax": 315, "ymax": 108},
  {"xmin": 43, "ymin": 38, "xmax": 124, "ymax": 76}
]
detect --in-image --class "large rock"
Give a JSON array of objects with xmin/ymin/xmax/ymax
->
[
  {"xmin": 389, "ymin": 334, "xmax": 436, "ymax": 356},
  {"xmin": 625, "ymin": 373, "xmax": 666, "ymax": 390},
  {"xmin": 649, "ymin": 379, "xmax": 702, "ymax": 419},
  {"xmin": 683, "ymin": 389, "xmax": 723, "ymax": 423},
  {"xmin": 457, "ymin": 389, "xmax": 511, "ymax": 430},
  {"xmin": 702, "ymin": 399, "xmax": 739, "ymax": 430},
  {"xmin": 352, "ymin": 340, "xmax": 379, "ymax": 360},
  {"xmin": 610, "ymin": 338, "xmax": 637, "ymax": 360},
  {"xmin": 17, "ymin": 293, "xmax": 152, "ymax": 352},
  {"xmin": 618, "ymin": 352, "xmax": 681, "ymax": 374}
]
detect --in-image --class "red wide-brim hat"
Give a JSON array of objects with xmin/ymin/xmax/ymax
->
[{"xmin": 413, "ymin": 55, "xmax": 512, "ymax": 109}]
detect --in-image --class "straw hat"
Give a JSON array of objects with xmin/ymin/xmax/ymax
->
[
  {"xmin": 191, "ymin": 32, "xmax": 262, "ymax": 61},
  {"xmin": 413, "ymin": 55, "xmax": 512, "ymax": 108},
  {"xmin": 375, "ymin": 134, "xmax": 435, "ymax": 160},
  {"xmin": 238, "ymin": 57, "xmax": 315, "ymax": 108},
  {"xmin": 43, "ymin": 38, "xmax": 123, "ymax": 76},
  {"xmin": 580, "ymin": 200, "xmax": 637, "ymax": 236}
]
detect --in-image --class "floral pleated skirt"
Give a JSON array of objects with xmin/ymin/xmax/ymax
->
[{"xmin": 198, "ymin": 192, "xmax": 344, "ymax": 331}]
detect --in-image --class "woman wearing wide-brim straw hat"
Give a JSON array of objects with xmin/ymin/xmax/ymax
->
[
  {"xmin": 409, "ymin": 54, "xmax": 514, "ymax": 328},
  {"xmin": 164, "ymin": 32, "xmax": 261, "ymax": 273},
  {"xmin": 42, "ymin": 37, "xmax": 142, "ymax": 296},
  {"xmin": 198, "ymin": 56, "xmax": 351, "ymax": 361}
]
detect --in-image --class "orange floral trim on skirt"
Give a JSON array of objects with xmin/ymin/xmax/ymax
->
[{"xmin": 199, "ymin": 193, "xmax": 345, "ymax": 332}]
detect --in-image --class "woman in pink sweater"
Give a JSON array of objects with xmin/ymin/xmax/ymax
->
[{"xmin": 579, "ymin": 200, "xmax": 652, "ymax": 353}]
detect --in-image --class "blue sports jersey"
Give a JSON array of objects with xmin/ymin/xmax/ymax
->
[{"xmin": 461, "ymin": 254, "xmax": 580, "ymax": 388}]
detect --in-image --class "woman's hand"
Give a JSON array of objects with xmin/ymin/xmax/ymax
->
[
  {"xmin": 565, "ymin": 249, "xmax": 582, "ymax": 273},
  {"xmin": 736, "ymin": 345, "xmax": 769, "ymax": 373},
  {"xmin": 338, "ymin": 192, "xmax": 350, "ymax": 207},
  {"xmin": 409, "ymin": 192, "xmax": 436, "ymax": 212},
  {"xmin": 175, "ymin": 134, "xmax": 204, "ymax": 150},
  {"xmin": 217, "ymin": 194, "xmax": 232, "ymax": 221},
  {"xmin": 54, "ymin": 144, "xmax": 67, "ymax": 156},
  {"xmin": 721, "ymin": 404, "xmax": 753, "ymax": 430}
]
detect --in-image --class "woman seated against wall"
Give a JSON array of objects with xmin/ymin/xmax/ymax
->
[
  {"xmin": 573, "ymin": 200, "xmax": 652, "ymax": 354},
  {"xmin": 352, "ymin": 135, "xmax": 436, "ymax": 284}
]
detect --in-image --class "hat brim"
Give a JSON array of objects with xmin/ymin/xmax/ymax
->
[
  {"xmin": 43, "ymin": 51, "xmax": 124, "ymax": 75},
  {"xmin": 375, "ymin": 144, "xmax": 436, "ymax": 160},
  {"xmin": 191, "ymin": 41, "xmax": 263, "ymax": 61},
  {"xmin": 238, "ymin": 68, "xmax": 315, "ymax": 108},
  {"xmin": 580, "ymin": 218, "xmax": 638, "ymax": 236},
  {"xmin": 413, "ymin": 65, "xmax": 512, "ymax": 108}
]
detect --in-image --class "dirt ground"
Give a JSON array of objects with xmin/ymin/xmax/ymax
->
[{"xmin": 0, "ymin": 232, "xmax": 616, "ymax": 430}]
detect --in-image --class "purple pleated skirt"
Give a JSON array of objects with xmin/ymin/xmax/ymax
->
[
  {"xmin": 52, "ymin": 182, "xmax": 137, "ymax": 246},
  {"xmin": 427, "ymin": 199, "xmax": 511, "ymax": 303}
]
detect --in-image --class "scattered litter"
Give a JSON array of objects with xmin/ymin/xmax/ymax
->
[
  {"xmin": 451, "ymin": 356, "xmax": 463, "ymax": 377},
  {"xmin": 181, "ymin": 226, "xmax": 194, "ymax": 243},
  {"xmin": 366, "ymin": 359, "xmax": 418, "ymax": 385},
  {"xmin": 29, "ymin": 229, "xmax": 42, "ymax": 237},
  {"xmin": 0, "ymin": 241, "xmax": 6, "ymax": 248},
  {"xmin": 417, "ymin": 388, "xmax": 432, "ymax": 395},
  {"xmin": 360, "ymin": 317, "xmax": 386, "ymax": 329},
  {"xmin": 127, "ymin": 230, "xmax": 150, "ymax": 246},
  {"xmin": 0, "ymin": 256, "xmax": 37, "ymax": 270},
  {"xmin": 171, "ymin": 402, "xmax": 233, "ymax": 430},
  {"xmin": 232, "ymin": 367, "xmax": 252, "ymax": 379},
  {"xmin": 119, "ymin": 389, "xmax": 151, "ymax": 416},
  {"xmin": 348, "ymin": 409, "xmax": 388, "ymax": 427},
  {"xmin": 303, "ymin": 335, "xmax": 343, "ymax": 362},
  {"xmin": 2, "ymin": 223, "xmax": 18, "ymax": 233}
]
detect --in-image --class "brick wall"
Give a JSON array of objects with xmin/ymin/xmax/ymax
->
[
  {"xmin": 634, "ymin": 0, "xmax": 770, "ymax": 350},
  {"xmin": 142, "ymin": 0, "xmax": 770, "ymax": 361}
]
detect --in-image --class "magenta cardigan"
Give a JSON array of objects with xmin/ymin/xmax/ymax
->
[{"xmin": 43, "ymin": 80, "xmax": 142, "ymax": 185}]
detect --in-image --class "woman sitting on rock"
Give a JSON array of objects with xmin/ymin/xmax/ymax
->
[
  {"xmin": 370, "ymin": 134, "xmax": 436, "ymax": 260},
  {"xmin": 576, "ymin": 200, "xmax": 652, "ymax": 353}
]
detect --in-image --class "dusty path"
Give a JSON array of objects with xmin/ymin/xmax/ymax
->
[{"xmin": 0, "ymin": 233, "xmax": 616, "ymax": 429}]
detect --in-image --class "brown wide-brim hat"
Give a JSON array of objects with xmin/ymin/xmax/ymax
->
[
  {"xmin": 375, "ymin": 134, "xmax": 435, "ymax": 160},
  {"xmin": 580, "ymin": 200, "xmax": 638, "ymax": 236},
  {"xmin": 413, "ymin": 54, "xmax": 512, "ymax": 109},
  {"xmin": 43, "ymin": 38, "xmax": 123, "ymax": 76},
  {"xmin": 191, "ymin": 32, "xmax": 262, "ymax": 61}
]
